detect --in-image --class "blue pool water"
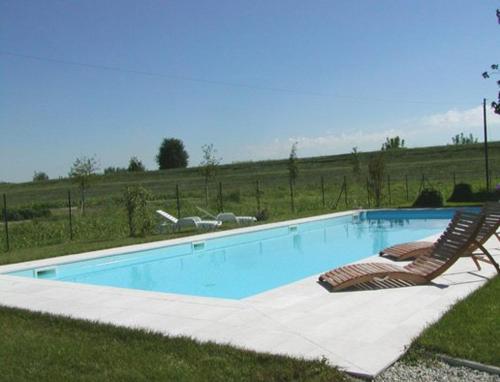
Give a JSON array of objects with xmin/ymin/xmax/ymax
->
[{"xmin": 6, "ymin": 209, "xmax": 473, "ymax": 299}]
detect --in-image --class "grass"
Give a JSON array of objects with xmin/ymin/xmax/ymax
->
[
  {"xmin": 0, "ymin": 142, "xmax": 498, "ymax": 253},
  {"xmin": 0, "ymin": 306, "xmax": 348, "ymax": 382},
  {"xmin": 406, "ymin": 275, "xmax": 500, "ymax": 367}
]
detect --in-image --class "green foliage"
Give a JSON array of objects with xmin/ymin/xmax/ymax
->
[
  {"xmin": 350, "ymin": 147, "xmax": 360, "ymax": 175},
  {"xmin": 104, "ymin": 166, "xmax": 127, "ymax": 175},
  {"xmin": 382, "ymin": 136, "xmax": 405, "ymax": 151},
  {"xmin": 287, "ymin": 142, "xmax": 299, "ymax": 185},
  {"xmin": 367, "ymin": 152, "xmax": 385, "ymax": 207},
  {"xmin": 3, "ymin": 204, "xmax": 51, "ymax": 221},
  {"xmin": 69, "ymin": 155, "xmax": 99, "ymax": 214},
  {"xmin": 451, "ymin": 133, "xmax": 478, "ymax": 145},
  {"xmin": 156, "ymin": 138, "xmax": 189, "ymax": 169},
  {"xmin": 255, "ymin": 209, "xmax": 269, "ymax": 221},
  {"xmin": 413, "ymin": 188, "xmax": 444, "ymax": 207},
  {"xmin": 409, "ymin": 276, "xmax": 500, "ymax": 366},
  {"xmin": 123, "ymin": 185, "xmax": 152, "ymax": 237},
  {"xmin": 32, "ymin": 171, "xmax": 49, "ymax": 182},
  {"xmin": 448, "ymin": 183, "xmax": 474, "ymax": 202},
  {"xmin": 227, "ymin": 190, "xmax": 241, "ymax": 203},
  {"xmin": 200, "ymin": 144, "xmax": 221, "ymax": 206},
  {"xmin": 128, "ymin": 156, "xmax": 146, "ymax": 172}
]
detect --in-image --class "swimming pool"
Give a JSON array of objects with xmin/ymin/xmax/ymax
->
[{"xmin": 5, "ymin": 209, "xmax": 470, "ymax": 299}]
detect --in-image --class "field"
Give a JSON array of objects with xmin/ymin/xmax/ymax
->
[{"xmin": 0, "ymin": 142, "xmax": 499, "ymax": 255}]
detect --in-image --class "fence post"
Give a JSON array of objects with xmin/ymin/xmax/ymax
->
[
  {"xmin": 343, "ymin": 176, "xmax": 348, "ymax": 207},
  {"xmin": 218, "ymin": 182, "xmax": 223, "ymax": 212},
  {"xmin": 289, "ymin": 179, "xmax": 295, "ymax": 213},
  {"xmin": 67, "ymin": 190, "xmax": 73, "ymax": 240},
  {"xmin": 256, "ymin": 180, "xmax": 261, "ymax": 211},
  {"xmin": 387, "ymin": 175, "xmax": 391, "ymax": 205},
  {"xmin": 320, "ymin": 176, "xmax": 325, "ymax": 208},
  {"xmin": 176, "ymin": 184, "xmax": 181, "ymax": 218},
  {"xmin": 2, "ymin": 194, "xmax": 9, "ymax": 252},
  {"xmin": 366, "ymin": 178, "xmax": 371, "ymax": 208},
  {"xmin": 405, "ymin": 175, "xmax": 409, "ymax": 201}
]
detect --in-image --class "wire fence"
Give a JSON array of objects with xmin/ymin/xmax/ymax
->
[{"xmin": 1, "ymin": 169, "xmax": 499, "ymax": 253}]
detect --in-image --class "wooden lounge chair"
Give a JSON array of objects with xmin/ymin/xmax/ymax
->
[
  {"xmin": 319, "ymin": 212, "xmax": 499, "ymax": 292},
  {"xmin": 379, "ymin": 203, "xmax": 500, "ymax": 262}
]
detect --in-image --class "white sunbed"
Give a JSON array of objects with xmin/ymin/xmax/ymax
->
[
  {"xmin": 196, "ymin": 207, "xmax": 257, "ymax": 225},
  {"xmin": 156, "ymin": 210, "xmax": 221, "ymax": 231}
]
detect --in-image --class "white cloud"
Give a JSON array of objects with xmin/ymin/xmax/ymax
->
[{"xmin": 243, "ymin": 105, "xmax": 500, "ymax": 160}]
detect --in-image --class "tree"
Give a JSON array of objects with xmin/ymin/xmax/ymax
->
[
  {"xmin": 156, "ymin": 138, "xmax": 189, "ymax": 169},
  {"xmin": 367, "ymin": 152, "xmax": 385, "ymax": 207},
  {"xmin": 480, "ymin": 9, "xmax": 499, "ymax": 114},
  {"xmin": 287, "ymin": 142, "xmax": 299, "ymax": 185},
  {"xmin": 451, "ymin": 133, "xmax": 478, "ymax": 145},
  {"xmin": 69, "ymin": 156, "xmax": 99, "ymax": 214},
  {"xmin": 382, "ymin": 136, "xmax": 405, "ymax": 151},
  {"xmin": 128, "ymin": 156, "xmax": 145, "ymax": 172},
  {"xmin": 33, "ymin": 171, "xmax": 49, "ymax": 182},
  {"xmin": 350, "ymin": 147, "xmax": 361, "ymax": 176},
  {"xmin": 103, "ymin": 166, "xmax": 127, "ymax": 175},
  {"xmin": 482, "ymin": 64, "xmax": 500, "ymax": 115},
  {"xmin": 199, "ymin": 144, "xmax": 221, "ymax": 206}
]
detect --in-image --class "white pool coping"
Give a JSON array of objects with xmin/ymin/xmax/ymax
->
[{"xmin": 0, "ymin": 209, "xmax": 498, "ymax": 378}]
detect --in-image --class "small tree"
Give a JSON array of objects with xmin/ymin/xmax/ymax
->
[
  {"xmin": 69, "ymin": 156, "xmax": 99, "ymax": 214},
  {"xmin": 287, "ymin": 142, "xmax": 299, "ymax": 185},
  {"xmin": 451, "ymin": 132, "xmax": 478, "ymax": 145},
  {"xmin": 128, "ymin": 156, "xmax": 146, "ymax": 172},
  {"xmin": 33, "ymin": 171, "xmax": 49, "ymax": 182},
  {"xmin": 382, "ymin": 136, "xmax": 405, "ymax": 151},
  {"xmin": 367, "ymin": 152, "xmax": 385, "ymax": 207},
  {"xmin": 199, "ymin": 144, "xmax": 221, "ymax": 206},
  {"xmin": 156, "ymin": 138, "xmax": 189, "ymax": 169},
  {"xmin": 123, "ymin": 185, "xmax": 152, "ymax": 237},
  {"xmin": 350, "ymin": 147, "xmax": 361, "ymax": 176}
]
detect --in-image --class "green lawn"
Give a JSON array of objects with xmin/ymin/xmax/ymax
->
[
  {"xmin": 407, "ymin": 275, "xmax": 500, "ymax": 367},
  {"xmin": 0, "ymin": 306, "xmax": 347, "ymax": 382}
]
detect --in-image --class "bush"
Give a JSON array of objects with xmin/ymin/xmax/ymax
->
[
  {"xmin": 413, "ymin": 188, "xmax": 444, "ymax": 208},
  {"xmin": 255, "ymin": 209, "xmax": 269, "ymax": 221},
  {"xmin": 3, "ymin": 204, "xmax": 52, "ymax": 221},
  {"xmin": 448, "ymin": 183, "xmax": 474, "ymax": 202},
  {"xmin": 123, "ymin": 186, "xmax": 153, "ymax": 237},
  {"xmin": 227, "ymin": 190, "xmax": 241, "ymax": 203}
]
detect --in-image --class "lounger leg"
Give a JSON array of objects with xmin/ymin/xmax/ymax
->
[
  {"xmin": 474, "ymin": 241, "xmax": 500, "ymax": 274},
  {"xmin": 470, "ymin": 255, "xmax": 482, "ymax": 271}
]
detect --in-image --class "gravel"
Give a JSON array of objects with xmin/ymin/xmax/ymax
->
[{"xmin": 374, "ymin": 359, "xmax": 500, "ymax": 382}]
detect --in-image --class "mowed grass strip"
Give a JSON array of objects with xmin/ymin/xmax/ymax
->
[
  {"xmin": 0, "ymin": 306, "xmax": 348, "ymax": 382},
  {"xmin": 408, "ymin": 275, "xmax": 500, "ymax": 366}
]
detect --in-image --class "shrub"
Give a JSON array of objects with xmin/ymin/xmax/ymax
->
[
  {"xmin": 255, "ymin": 209, "xmax": 269, "ymax": 221},
  {"xmin": 123, "ymin": 185, "xmax": 153, "ymax": 237},
  {"xmin": 448, "ymin": 183, "xmax": 474, "ymax": 202},
  {"xmin": 227, "ymin": 190, "xmax": 241, "ymax": 203},
  {"xmin": 3, "ymin": 204, "xmax": 52, "ymax": 221},
  {"xmin": 413, "ymin": 188, "xmax": 444, "ymax": 207}
]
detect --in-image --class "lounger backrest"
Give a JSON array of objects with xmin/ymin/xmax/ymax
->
[
  {"xmin": 405, "ymin": 212, "xmax": 484, "ymax": 280},
  {"xmin": 156, "ymin": 210, "xmax": 178, "ymax": 224},
  {"xmin": 475, "ymin": 202, "xmax": 500, "ymax": 245},
  {"xmin": 216, "ymin": 213, "xmax": 237, "ymax": 223}
]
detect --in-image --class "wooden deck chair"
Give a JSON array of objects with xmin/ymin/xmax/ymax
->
[
  {"xmin": 379, "ymin": 203, "xmax": 500, "ymax": 264},
  {"xmin": 319, "ymin": 212, "xmax": 499, "ymax": 292}
]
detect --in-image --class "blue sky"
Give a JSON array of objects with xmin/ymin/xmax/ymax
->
[{"xmin": 1, "ymin": 0, "xmax": 499, "ymax": 182}]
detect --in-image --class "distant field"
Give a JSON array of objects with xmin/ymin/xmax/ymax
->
[{"xmin": 0, "ymin": 142, "xmax": 499, "ymax": 254}]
